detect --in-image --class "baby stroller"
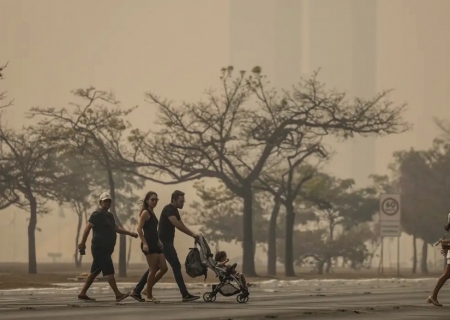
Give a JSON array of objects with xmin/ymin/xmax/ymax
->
[{"xmin": 190, "ymin": 235, "xmax": 250, "ymax": 304}]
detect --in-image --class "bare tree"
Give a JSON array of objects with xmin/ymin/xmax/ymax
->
[
  {"xmin": 126, "ymin": 67, "xmax": 410, "ymax": 276},
  {"xmin": 71, "ymin": 197, "xmax": 90, "ymax": 268},
  {"xmin": 0, "ymin": 125, "xmax": 76, "ymax": 273},
  {"xmin": 255, "ymin": 158, "xmax": 321, "ymax": 276},
  {"xmin": 62, "ymin": 152, "xmax": 96, "ymax": 268},
  {"xmin": 28, "ymin": 88, "xmax": 140, "ymax": 277},
  {"xmin": 0, "ymin": 62, "xmax": 13, "ymax": 109},
  {"xmin": 0, "ymin": 62, "xmax": 17, "ymax": 209}
]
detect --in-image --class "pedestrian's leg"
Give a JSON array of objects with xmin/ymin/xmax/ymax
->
[
  {"xmin": 145, "ymin": 253, "xmax": 160, "ymax": 301},
  {"xmin": 102, "ymin": 254, "xmax": 129, "ymax": 301},
  {"xmin": 239, "ymin": 273, "xmax": 252, "ymax": 288},
  {"xmin": 106, "ymin": 275, "xmax": 122, "ymax": 296},
  {"xmin": 154, "ymin": 253, "xmax": 168, "ymax": 284},
  {"xmin": 78, "ymin": 256, "xmax": 102, "ymax": 301},
  {"xmin": 162, "ymin": 242, "xmax": 189, "ymax": 297},
  {"xmin": 428, "ymin": 263, "xmax": 450, "ymax": 306},
  {"xmin": 132, "ymin": 269, "xmax": 149, "ymax": 295},
  {"xmin": 78, "ymin": 271, "xmax": 99, "ymax": 299}
]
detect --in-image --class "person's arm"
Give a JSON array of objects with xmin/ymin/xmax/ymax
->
[
  {"xmin": 78, "ymin": 223, "xmax": 93, "ymax": 249},
  {"xmin": 115, "ymin": 224, "xmax": 138, "ymax": 237},
  {"xmin": 217, "ymin": 259, "xmax": 229, "ymax": 267},
  {"xmin": 79, "ymin": 212, "xmax": 98, "ymax": 249},
  {"xmin": 445, "ymin": 213, "xmax": 450, "ymax": 231},
  {"xmin": 137, "ymin": 210, "xmax": 149, "ymax": 245},
  {"xmin": 168, "ymin": 216, "xmax": 197, "ymax": 238}
]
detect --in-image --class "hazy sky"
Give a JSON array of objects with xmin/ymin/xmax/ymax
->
[{"xmin": 1, "ymin": 0, "xmax": 450, "ymax": 267}]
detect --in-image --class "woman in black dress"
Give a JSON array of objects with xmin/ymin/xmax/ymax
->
[{"xmin": 136, "ymin": 191, "xmax": 168, "ymax": 303}]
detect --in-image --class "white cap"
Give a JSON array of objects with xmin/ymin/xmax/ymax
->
[{"xmin": 99, "ymin": 192, "xmax": 112, "ymax": 202}]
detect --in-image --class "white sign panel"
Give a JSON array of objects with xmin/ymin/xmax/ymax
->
[{"xmin": 379, "ymin": 193, "xmax": 401, "ymax": 237}]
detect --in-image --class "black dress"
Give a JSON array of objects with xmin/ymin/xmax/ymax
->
[{"xmin": 140, "ymin": 210, "xmax": 162, "ymax": 255}]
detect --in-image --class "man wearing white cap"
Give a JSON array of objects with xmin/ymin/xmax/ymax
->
[{"xmin": 77, "ymin": 192, "xmax": 138, "ymax": 302}]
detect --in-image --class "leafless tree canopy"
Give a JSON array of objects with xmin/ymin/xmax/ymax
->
[
  {"xmin": 129, "ymin": 67, "xmax": 410, "ymax": 191},
  {"xmin": 0, "ymin": 62, "xmax": 13, "ymax": 109},
  {"xmin": 27, "ymin": 87, "xmax": 136, "ymax": 169},
  {"xmin": 0, "ymin": 124, "xmax": 78, "ymax": 213}
]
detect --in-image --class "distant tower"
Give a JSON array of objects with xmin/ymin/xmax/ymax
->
[
  {"xmin": 229, "ymin": 0, "xmax": 275, "ymax": 76},
  {"xmin": 273, "ymin": 1, "xmax": 302, "ymax": 89},
  {"xmin": 229, "ymin": 0, "xmax": 302, "ymax": 88},
  {"xmin": 229, "ymin": 0, "xmax": 302, "ymax": 267},
  {"xmin": 350, "ymin": 0, "xmax": 378, "ymax": 186}
]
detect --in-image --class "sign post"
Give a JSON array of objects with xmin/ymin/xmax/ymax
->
[{"xmin": 379, "ymin": 193, "xmax": 401, "ymax": 276}]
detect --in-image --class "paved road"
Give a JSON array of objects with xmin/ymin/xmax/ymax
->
[{"xmin": 1, "ymin": 279, "xmax": 450, "ymax": 319}]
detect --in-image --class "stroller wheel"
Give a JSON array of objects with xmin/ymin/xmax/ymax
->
[
  {"xmin": 203, "ymin": 292, "xmax": 216, "ymax": 302},
  {"xmin": 236, "ymin": 293, "xmax": 249, "ymax": 304}
]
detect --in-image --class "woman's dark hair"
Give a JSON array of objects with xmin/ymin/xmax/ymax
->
[
  {"xmin": 214, "ymin": 251, "xmax": 227, "ymax": 262},
  {"xmin": 141, "ymin": 191, "xmax": 157, "ymax": 212}
]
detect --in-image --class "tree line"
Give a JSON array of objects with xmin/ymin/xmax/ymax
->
[
  {"xmin": 2, "ymin": 63, "xmax": 426, "ymax": 277},
  {"xmin": 383, "ymin": 119, "xmax": 450, "ymax": 274}
]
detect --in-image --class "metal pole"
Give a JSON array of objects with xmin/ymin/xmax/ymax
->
[
  {"xmin": 381, "ymin": 237, "xmax": 384, "ymax": 275},
  {"xmin": 397, "ymin": 236, "xmax": 400, "ymax": 276},
  {"xmin": 13, "ymin": 212, "xmax": 16, "ymax": 262}
]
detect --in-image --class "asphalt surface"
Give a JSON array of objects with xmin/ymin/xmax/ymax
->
[{"xmin": 1, "ymin": 279, "xmax": 450, "ymax": 319}]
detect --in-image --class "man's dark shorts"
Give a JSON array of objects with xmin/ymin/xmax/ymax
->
[{"xmin": 90, "ymin": 247, "xmax": 114, "ymax": 276}]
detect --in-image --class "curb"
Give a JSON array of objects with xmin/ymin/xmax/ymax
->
[{"xmin": 0, "ymin": 277, "xmax": 438, "ymax": 295}]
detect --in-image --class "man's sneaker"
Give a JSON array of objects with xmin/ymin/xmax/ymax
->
[
  {"xmin": 130, "ymin": 291, "xmax": 145, "ymax": 302},
  {"xmin": 182, "ymin": 294, "xmax": 200, "ymax": 302}
]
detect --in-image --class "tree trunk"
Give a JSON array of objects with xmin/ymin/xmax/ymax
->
[
  {"xmin": 325, "ymin": 219, "xmax": 335, "ymax": 274},
  {"xmin": 284, "ymin": 201, "xmax": 296, "ymax": 277},
  {"xmin": 267, "ymin": 198, "xmax": 281, "ymax": 276},
  {"xmin": 74, "ymin": 211, "xmax": 83, "ymax": 268},
  {"xmin": 325, "ymin": 258, "xmax": 332, "ymax": 273},
  {"xmin": 127, "ymin": 225, "xmax": 133, "ymax": 267},
  {"xmin": 28, "ymin": 194, "xmax": 38, "ymax": 274},
  {"xmin": 412, "ymin": 234, "xmax": 417, "ymax": 274},
  {"xmin": 106, "ymin": 168, "xmax": 127, "ymax": 277},
  {"xmin": 317, "ymin": 260, "xmax": 324, "ymax": 275},
  {"xmin": 420, "ymin": 240, "xmax": 428, "ymax": 274},
  {"xmin": 242, "ymin": 187, "xmax": 256, "ymax": 276}
]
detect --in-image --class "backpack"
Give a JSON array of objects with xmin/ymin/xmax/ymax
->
[{"xmin": 185, "ymin": 247, "xmax": 207, "ymax": 280}]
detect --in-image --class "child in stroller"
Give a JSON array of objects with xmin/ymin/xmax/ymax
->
[
  {"xmin": 214, "ymin": 251, "xmax": 252, "ymax": 289},
  {"xmin": 195, "ymin": 236, "xmax": 251, "ymax": 303}
]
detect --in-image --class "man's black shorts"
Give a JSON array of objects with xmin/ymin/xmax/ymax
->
[{"xmin": 90, "ymin": 248, "xmax": 114, "ymax": 276}]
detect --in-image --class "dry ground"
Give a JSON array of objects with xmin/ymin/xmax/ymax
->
[{"xmin": 0, "ymin": 262, "xmax": 442, "ymax": 290}]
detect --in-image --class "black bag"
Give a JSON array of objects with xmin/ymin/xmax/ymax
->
[{"xmin": 185, "ymin": 247, "xmax": 207, "ymax": 280}]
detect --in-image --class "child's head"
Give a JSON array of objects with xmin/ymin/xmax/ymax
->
[{"xmin": 214, "ymin": 251, "xmax": 227, "ymax": 262}]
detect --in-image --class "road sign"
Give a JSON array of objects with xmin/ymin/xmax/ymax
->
[
  {"xmin": 379, "ymin": 193, "xmax": 401, "ymax": 237},
  {"xmin": 380, "ymin": 222, "xmax": 401, "ymax": 237}
]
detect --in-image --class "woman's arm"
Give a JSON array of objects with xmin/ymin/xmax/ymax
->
[{"xmin": 137, "ymin": 210, "xmax": 149, "ymax": 245}]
